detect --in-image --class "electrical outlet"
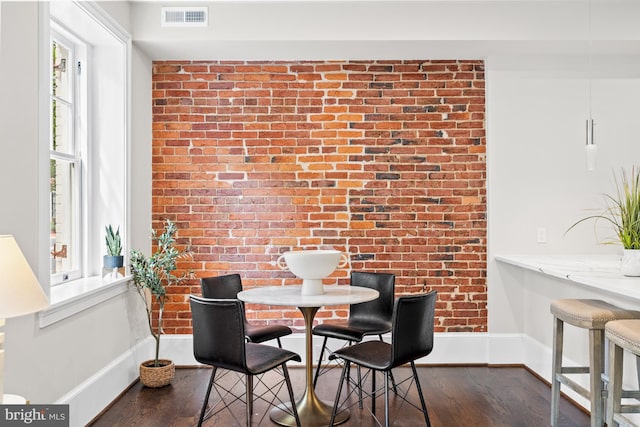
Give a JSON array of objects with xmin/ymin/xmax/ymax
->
[{"xmin": 536, "ymin": 227, "xmax": 547, "ymax": 244}]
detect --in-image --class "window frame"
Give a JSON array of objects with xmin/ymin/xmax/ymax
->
[
  {"xmin": 49, "ymin": 25, "xmax": 87, "ymax": 285},
  {"xmin": 38, "ymin": 1, "xmax": 132, "ymax": 327}
]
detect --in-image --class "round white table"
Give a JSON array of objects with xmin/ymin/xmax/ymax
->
[{"xmin": 237, "ymin": 285, "xmax": 379, "ymax": 427}]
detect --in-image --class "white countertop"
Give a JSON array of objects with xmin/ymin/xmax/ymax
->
[
  {"xmin": 237, "ymin": 285, "xmax": 379, "ymax": 307},
  {"xmin": 496, "ymin": 254, "xmax": 640, "ymax": 301}
]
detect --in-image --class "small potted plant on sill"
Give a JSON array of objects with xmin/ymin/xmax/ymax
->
[
  {"xmin": 566, "ymin": 167, "xmax": 640, "ymax": 276},
  {"xmin": 129, "ymin": 219, "xmax": 192, "ymax": 387},
  {"xmin": 104, "ymin": 225, "xmax": 124, "ymax": 276}
]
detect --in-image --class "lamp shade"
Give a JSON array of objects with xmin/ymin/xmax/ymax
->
[{"xmin": 0, "ymin": 235, "xmax": 49, "ymax": 318}]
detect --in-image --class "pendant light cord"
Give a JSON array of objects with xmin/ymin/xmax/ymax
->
[{"xmin": 588, "ymin": 0, "xmax": 593, "ymax": 120}]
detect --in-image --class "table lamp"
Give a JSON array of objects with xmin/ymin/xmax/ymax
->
[{"xmin": 0, "ymin": 235, "xmax": 49, "ymax": 403}]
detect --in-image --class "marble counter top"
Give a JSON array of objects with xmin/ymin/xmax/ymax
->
[{"xmin": 495, "ymin": 254, "xmax": 640, "ymax": 301}]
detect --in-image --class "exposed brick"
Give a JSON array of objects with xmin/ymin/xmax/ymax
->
[{"xmin": 152, "ymin": 60, "xmax": 486, "ymax": 334}]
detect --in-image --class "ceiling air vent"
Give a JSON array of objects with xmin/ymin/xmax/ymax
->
[{"xmin": 161, "ymin": 7, "xmax": 208, "ymax": 27}]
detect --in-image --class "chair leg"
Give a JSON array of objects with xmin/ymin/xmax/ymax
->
[
  {"xmin": 313, "ymin": 336, "xmax": 328, "ymax": 389},
  {"xmin": 384, "ymin": 371, "xmax": 390, "ymax": 427},
  {"xmin": 589, "ymin": 329, "xmax": 605, "ymax": 427},
  {"xmin": 282, "ymin": 364, "xmax": 301, "ymax": 427},
  {"xmin": 246, "ymin": 374, "xmax": 253, "ymax": 427},
  {"xmin": 606, "ymin": 340, "xmax": 623, "ymax": 427},
  {"xmin": 550, "ymin": 316, "xmax": 563, "ymax": 427},
  {"xmin": 198, "ymin": 367, "xmax": 217, "ymax": 427},
  {"xmin": 277, "ymin": 337, "xmax": 283, "ymax": 348},
  {"xmin": 372, "ymin": 367, "xmax": 376, "ymax": 414},
  {"xmin": 357, "ymin": 366, "xmax": 363, "ymax": 409},
  {"xmin": 330, "ymin": 361, "xmax": 350, "ymax": 427},
  {"xmin": 379, "ymin": 335, "xmax": 398, "ymax": 394},
  {"xmin": 346, "ymin": 340, "xmax": 353, "ymax": 383},
  {"xmin": 411, "ymin": 361, "xmax": 432, "ymax": 427}
]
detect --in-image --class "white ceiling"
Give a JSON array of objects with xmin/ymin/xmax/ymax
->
[{"xmin": 130, "ymin": 1, "xmax": 640, "ymax": 60}]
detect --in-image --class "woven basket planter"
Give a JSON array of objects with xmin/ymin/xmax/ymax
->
[{"xmin": 139, "ymin": 359, "xmax": 175, "ymax": 388}]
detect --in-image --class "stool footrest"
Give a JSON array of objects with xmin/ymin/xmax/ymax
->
[
  {"xmin": 622, "ymin": 391, "xmax": 640, "ymax": 400},
  {"xmin": 556, "ymin": 374, "xmax": 591, "ymax": 400},
  {"xmin": 561, "ymin": 366, "xmax": 590, "ymax": 375},
  {"xmin": 614, "ymin": 412, "xmax": 640, "ymax": 427}
]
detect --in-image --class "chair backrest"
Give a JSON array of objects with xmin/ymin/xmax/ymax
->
[
  {"xmin": 190, "ymin": 295, "xmax": 247, "ymax": 373},
  {"xmin": 390, "ymin": 291, "xmax": 437, "ymax": 368},
  {"xmin": 200, "ymin": 273, "xmax": 243, "ymax": 299},
  {"xmin": 349, "ymin": 271, "xmax": 395, "ymax": 323}
]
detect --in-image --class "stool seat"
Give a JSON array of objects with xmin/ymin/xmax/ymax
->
[
  {"xmin": 551, "ymin": 299, "xmax": 640, "ymax": 330},
  {"xmin": 606, "ymin": 319, "xmax": 640, "ymax": 355},
  {"xmin": 605, "ymin": 319, "xmax": 640, "ymax": 427},
  {"xmin": 550, "ymin": 299, "xmax": 640, "ymax": 427}
]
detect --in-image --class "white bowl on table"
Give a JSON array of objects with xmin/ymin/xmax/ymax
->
[{"xmin": 277, "ymin": 249, "xmax": 348, "ymax": 295}]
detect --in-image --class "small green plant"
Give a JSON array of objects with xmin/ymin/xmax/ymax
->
[
  {"xmin": 105, "ymin": 225, "xmax": 122, "ymax": 256},
  {"xmin": 567, "ymin": 167, "xmax": 640, "ymax": 249},
  {"xmin": 130, "ymin": 219, "xmax": 192, "ymax": 367}
]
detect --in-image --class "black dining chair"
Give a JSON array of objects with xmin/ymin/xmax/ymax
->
[
  {"xmin": 201, "ymin": 274, "xmax": 292, "ymax": 347},
  {"xmin": 312, "ymin": 271, "xmax": 396, "ymax": 391},
  {"xmin": 189, "ymin": 296, "xmax": 301, "ymax": 427},
  {"xmin": 329, "ymin": 291, "xmax": 437, "ymax": 427}
]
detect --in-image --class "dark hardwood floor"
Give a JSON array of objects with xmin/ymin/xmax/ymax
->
[{"xmin": 88, "ymin": 365, "xmax": 588, "ymax": 427}]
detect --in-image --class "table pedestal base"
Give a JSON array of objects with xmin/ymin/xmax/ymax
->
[
  {"xmin": 269, "ymin": 305, "xmax": 350, "ymax": 427},
  {"xmin": 269, "ymin": 394, "xmax": 349, "ymax": 427}
]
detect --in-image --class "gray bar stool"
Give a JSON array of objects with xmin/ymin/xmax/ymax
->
[
  {"xmin": 550, "ymin": 299, "xmax": 640, "ymax": 427},
  {"xmin": 605, "ymin": 319, "xmax": 640, "ymax": 427}
]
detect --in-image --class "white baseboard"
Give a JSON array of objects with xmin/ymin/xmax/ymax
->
[
  {"xmin": 160, "ymin": 332, "xmax": 523, "ymax": 366},
  {"xmin": 58, "ymin": 332, "xmax": 588, "ymax": 426},
  {"xmin": 522, "ymin": 334, "xmax": 590, "ymax": 411},
  {"xmin": 56, "ymin": 337, "xmax": 154, "ymax": 427}
]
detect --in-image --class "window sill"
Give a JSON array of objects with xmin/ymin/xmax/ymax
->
[{"xmin": 38, "ymin": 274, "xmax": 132, "ymax": 328}]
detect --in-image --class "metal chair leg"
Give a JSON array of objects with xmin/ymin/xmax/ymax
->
[
  {"xmin": 411, "ymin": 361, "xmax": 432, "ymax": 427},
  {"xmin": 372, "ymin": 368, "xmax": 377, "ymax": 414},
  {"xmin": 313, "ymin": 336, "xmax": 328, "ymax": 388},
  {"xmin": 330, "ymin": 361, "xmax": 350, "ymax": 427},
  {"xmin": 198, "ymin": 367, "xmax": 217, "ymax": 427},
  {"xmin": 282, "ymin": 364, "xmax": 301, "ymax": 427},
  {"xmin": 384, "ymin": 370, "xmax": 390, "ymax": 427},
  {"xmin": 379, "ymin": 335, "xmax": 398, "ymax": 393},
  {"xmin": 246, "ymin": 374, "xmax": 253, "ymax": 427},
  {"xmin": 277, "ymin": 337, "xmax": 283, "ymax": 348},
  {"xmin": 357, "ymin": 366, "xmax": 363, "ymax": 409},
  {"xmin": 346, "ymin": 340, "xmax": 353, "ymax": 383}
]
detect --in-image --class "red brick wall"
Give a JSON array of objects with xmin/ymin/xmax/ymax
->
[{"xmin": 151, "ymin": 60, "xmax": 486, "ymax": 334}]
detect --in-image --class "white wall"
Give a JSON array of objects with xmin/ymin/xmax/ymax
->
[
  {"xmin": 487, "ymin": 55, "xmax": 640, "ymax": 335},
  {"xmin": 130, "ymin": 35, "xmax": 153, "ymax": 254},
  {"xmin": 0, "ymin": 2, "xmax": 151, "ymax": 423},
  {"xmin": 2, "ymin": 0, "xmax": 640, "ymax": 422},
  {"xmin": 486, "ymin": 53, "xmax": 640, "ymax": 409}
]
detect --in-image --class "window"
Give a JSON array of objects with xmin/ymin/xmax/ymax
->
[
  {"xmin": 49, "ymin": 27, "xmax": 86, "ymax": 285},
  {"xmin": 41, "ymin": 1, "xmax": 130, "ymax": 309}
]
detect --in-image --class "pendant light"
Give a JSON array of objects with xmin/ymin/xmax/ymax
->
[{"xmin": 585, "ymin": 0, "xmax": 597, "ymax": 171}]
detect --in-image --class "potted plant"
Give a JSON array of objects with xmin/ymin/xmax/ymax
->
[
  {"xmin": 567, "ymin": 167, "xmax": 640, "ymax": 276},
  {"xmin": 104, "ymin": 225, "xmax": 124, "ymax": 272},
  {"xmin": 129, "ymin": 219, "xmax": 192, "ymax": 387}
]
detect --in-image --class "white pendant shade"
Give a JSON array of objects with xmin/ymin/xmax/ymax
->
[{"xmin": 0, "ymin": 235, "xmax": 49, "ymax": 319}]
